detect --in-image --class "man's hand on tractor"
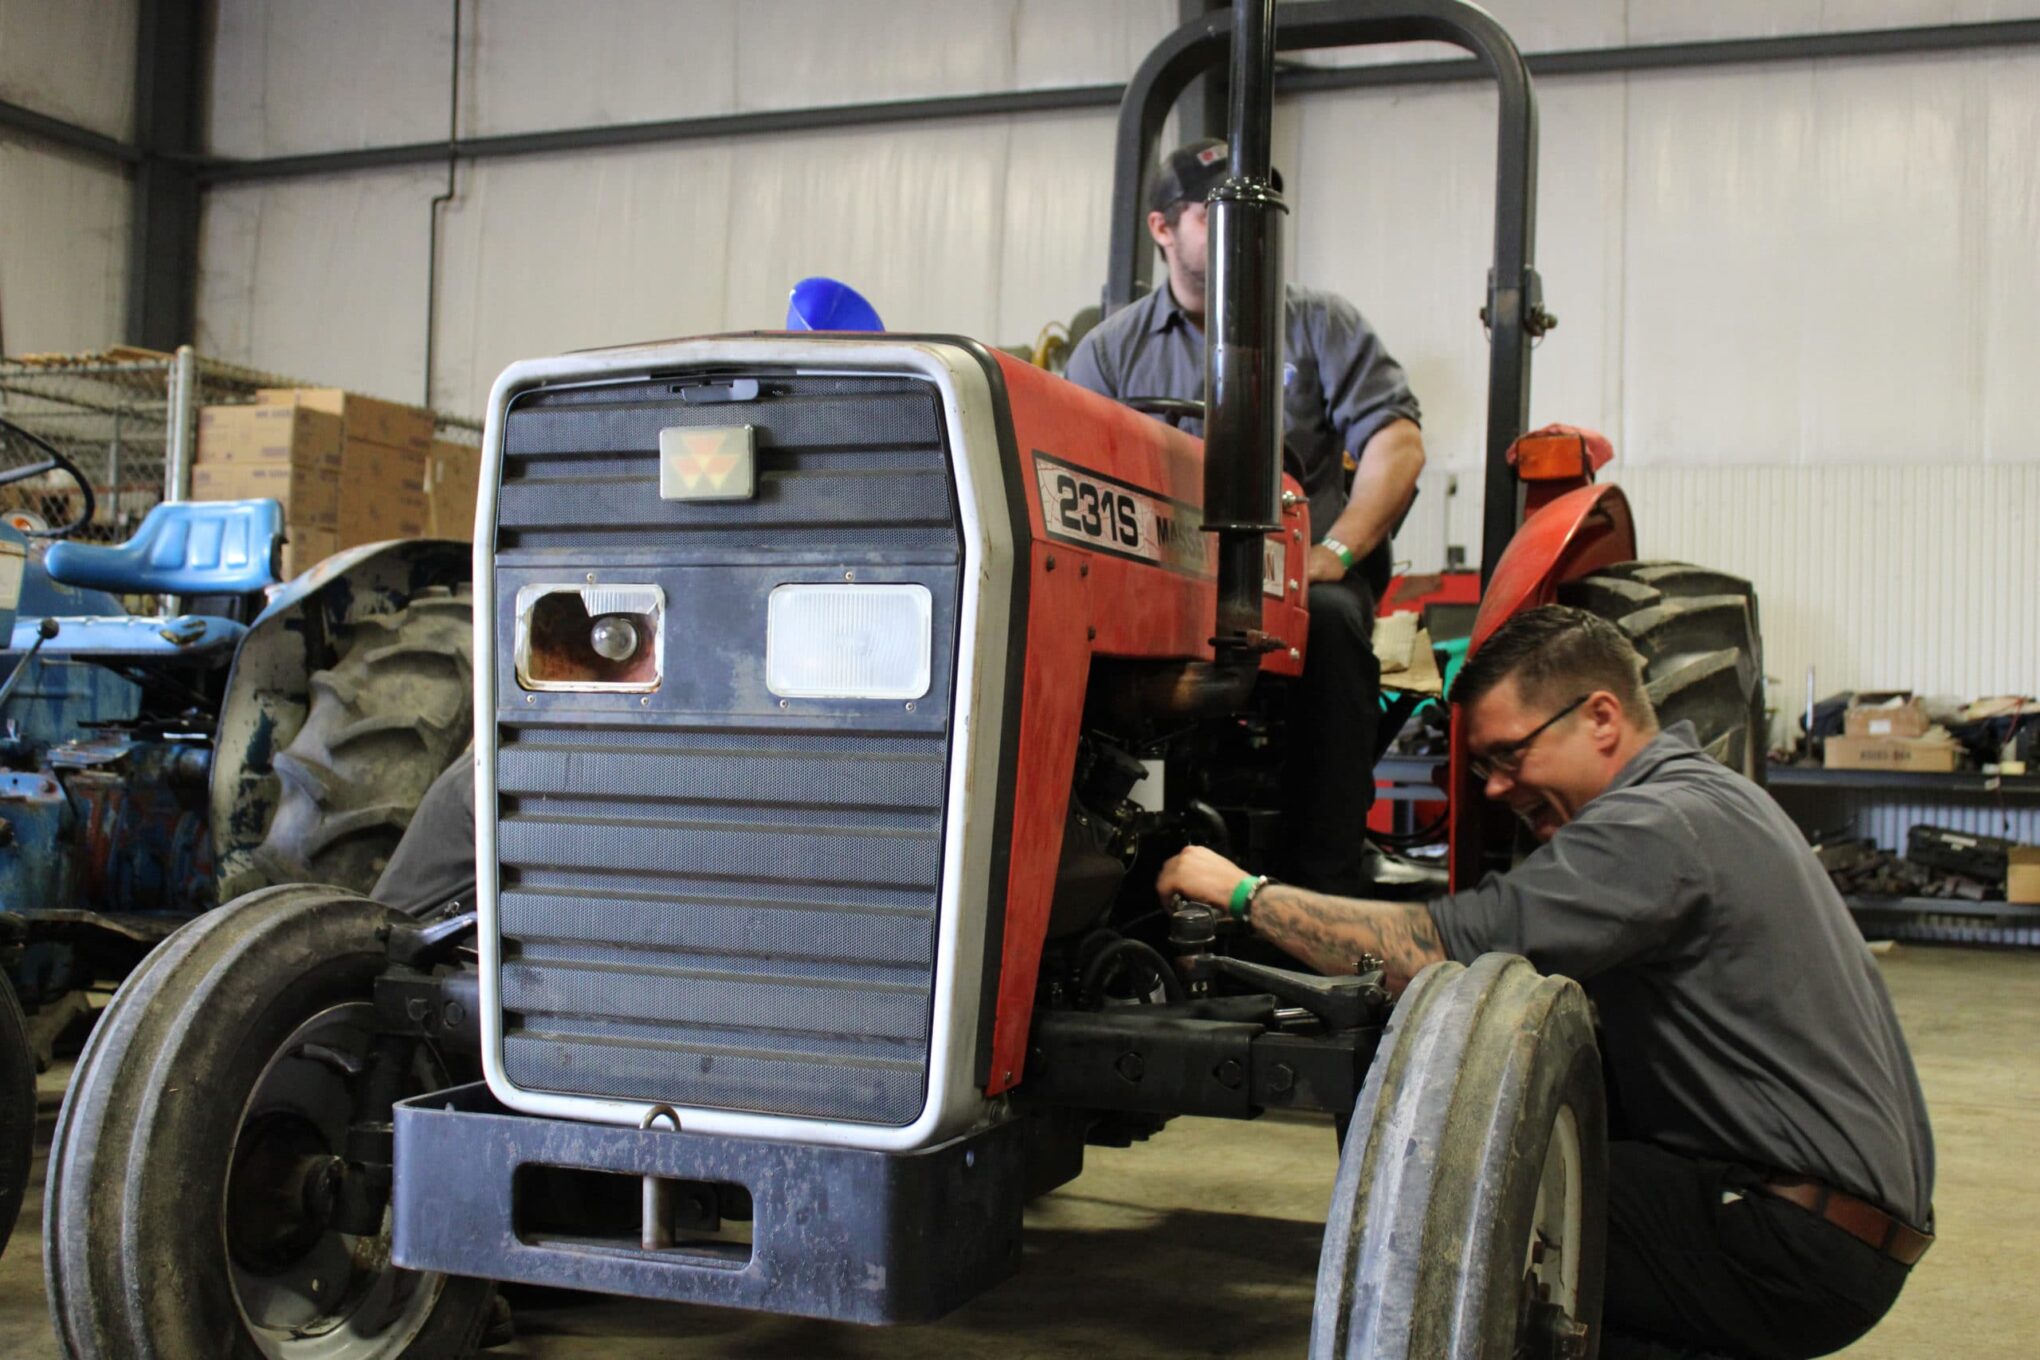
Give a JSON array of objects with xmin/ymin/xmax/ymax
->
[
  {"xmin": 1158, "ymin": 845, "xmax": 1447, "ymax": 994},
  {"xmin": 1155, "ymin": 845, "xmax": 1253, "ymax": 912},
  {"xmin": 1306, "ymin": 543, "xmax": 1350, "ymax": 583}
]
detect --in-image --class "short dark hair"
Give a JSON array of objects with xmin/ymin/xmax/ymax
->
[
  {"xmin": 1450, "ymin": 604, "xmax": 1657, "ymax": 725},
  {"xmin": 1156, "ymin": 199, "xmax": 1194, "ymax": 230}
]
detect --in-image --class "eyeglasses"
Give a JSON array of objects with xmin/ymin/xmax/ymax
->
[{"xmin": 1468, "ymin": 694, "xmax": 1589, "ymax": 783}]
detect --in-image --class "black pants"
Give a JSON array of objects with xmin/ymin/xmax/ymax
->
[
  {"xmin": 373, "ymin": 755, "xmax": 479, "ymax": 917},
  {"xmin": 1602, "ymin": 1141, "xmax": 1914, "ymax": 1360},
  {"xmin": 1280, "ymin": 576, "xmax": 1380, "ymax": 898}
]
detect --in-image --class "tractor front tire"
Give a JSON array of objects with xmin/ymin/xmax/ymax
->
[
  {"xmin": 1311, "ymin": 954, "xmax": 1606, "ymax": 1359},
  {"xmin": 1560, "ymin": 561, "xmax": 1767, "ymax": 782},
  {"xmin": 43, "ymin": 886, "xmax": 493, "ymax": 1359},
  {"xmin": 247, "ymin": 585, "xmax": 475, "ymax": 895},
  {"xmin": 0, "ymin": 970, "xmax": 33, "ymax": 1256}
]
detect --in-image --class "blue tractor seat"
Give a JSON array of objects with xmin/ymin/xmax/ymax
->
[{"xmin": 44, "ymin": 499, "xmax": 282, "ymax": 598}]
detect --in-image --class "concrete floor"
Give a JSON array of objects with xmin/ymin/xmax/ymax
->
[{"xmin": 1, "ymin": 944, "xmax": 2034, "ymax": 1357}]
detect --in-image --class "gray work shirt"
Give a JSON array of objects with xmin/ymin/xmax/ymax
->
[
  {"xmin": 1431, "ymin": 722, "xmax": 1935, "ymax": 1227},
  {"xmin": 1065, "ymin": 282, "xmax": 1420, "ymax": 591}
]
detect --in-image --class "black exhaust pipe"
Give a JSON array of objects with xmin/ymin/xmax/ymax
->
[{"xmin": 1202, "ymin": 0, "xmax": 1287, "ymax": 660}]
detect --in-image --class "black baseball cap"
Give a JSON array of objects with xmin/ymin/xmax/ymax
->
[{"xmin": 1147, "ymin": 137, "xmax": 1284, "ymax": 213}]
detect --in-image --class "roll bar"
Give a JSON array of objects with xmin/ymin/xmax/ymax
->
[{"xmin": 1103, "ymin": 0, "xmax": 1543, "ymax": 581}]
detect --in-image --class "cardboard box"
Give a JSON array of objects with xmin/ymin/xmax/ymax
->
[
  {"xmin": 2009, "ymin": 847, "xmax": 2040, "ymax": 905},
  {"xmin": 258, "ymin": 387, "xmax": 435, "ymax": 454},
  {"xmin": 1844, "ymin": 692, "xmax": 1932, "ymax": 739},
  {"xmin": 195, "ymin": 403, "xmax": 343, "ymax": 468},
  {"xmin": 280, "ymin": 526, "xmax": 338, "ymax": 580},
  {"xmin": 424, "ymin": 440, "xmax": 480, "ymax": 540},
  {"xmin": 333, "ymin": 438, "xmax": 428, "ymax": 546},
  {"xmin": 191, "ymin": 457, "xmax": 339, "ymax": 530},
  {"xmin": 338, "ymin": 484, "xmax": 427, "ymax": 546},
  {"xmin": 340, "ymin": 437, "xmax": 426, "ymax": 495},
  {"xmin": 1823, "ymin": 732, "xmax": 1962, "ymax": 773}
]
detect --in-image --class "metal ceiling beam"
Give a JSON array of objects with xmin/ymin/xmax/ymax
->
[
  {"xmin": 0, "ymin": 96, "xmax": 141, "ymax": 164},
  {"xmin": 125, "ymin": 0, "xmax": 206, "ymax": 349},
  {"xmin": 7, "ymin": 14, "xmax": 2037, "ymax": 189},
  {"xmin": 1177, "ymin": 0, "xmax": 1230, "ymax": 143},
  {"xmin": 198, "ymin": 83, "xmax": 1126, "ymax": 185},
  {"xmin": 193, "ymin": 17, "xmax": 2040, "ymax": 187},
  {"xmin": 1276, "ymin": 14, "xmax": 2040, "ymax": 94}
]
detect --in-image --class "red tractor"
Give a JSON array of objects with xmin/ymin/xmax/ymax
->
[{"xmin": 45, "ymin": 2, "xmax": 1762, "ymax": 1357}]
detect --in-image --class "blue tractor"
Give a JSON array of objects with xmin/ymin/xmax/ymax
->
[{"xmin": 0, "ymin": 417, "xmax": 473, "ymax": 1254}]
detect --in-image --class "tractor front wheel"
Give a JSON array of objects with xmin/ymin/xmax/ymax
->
[
  {"xmin": 1311, "ymin": 953, "xmax": 1607, "ymax": 1359},
  {"xmin": 43, "ymin": 886, "xmax": 493, "ymax": 1359}
]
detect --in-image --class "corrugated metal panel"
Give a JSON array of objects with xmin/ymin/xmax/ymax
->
[
  {"xmin": 204, "ymin": 0, "xmax": 1177, "ymax": 154},
  {"xmin": 1383, "ymin": 461, "xmax": 2035, "ymax": 749},
  {"xmin": 425, "ymin": 140, "xmax": 737, "ymax": 422},
  {"xmin": 201, "ymin": 107, "xmax": 1119, "ymax": 416},
  {"xmin": 1773, "ymin": 787, "xmax": 2040, "ymax": 855},
  {"xmin": 195, "ymin": 7, "xmax": 2040, "ymax": 445},
  {"xmin": 0, "ymin": 0, "xmax": 139, "ymax": 139},
  {"xmin": 0, "ymin": 144, "xmax": 132, "ymax": 356},
  {"xmin": 197, "ymin": 165, "xmax": 446, "ymax": 403},
  {"xmin": 1856, "ymin": 799, "xmax": 2040, "ymax": 854},
  {"xmin": 208, "ymin": 0, "xmax": 453, "ymax": 158},
  {"xmin": 1612, "ymin": 463, "xmax": 2039, "ymax": 703}
]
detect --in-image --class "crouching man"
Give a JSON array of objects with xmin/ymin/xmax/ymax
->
[{"xmin": 1158, "ymin": 605, "xmax": 1934, "ymax": 1359}]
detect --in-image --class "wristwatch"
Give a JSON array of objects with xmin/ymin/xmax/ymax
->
[{"xmin": 1319, "ymin": 537, "xmax": 1356, "ymax": 568}]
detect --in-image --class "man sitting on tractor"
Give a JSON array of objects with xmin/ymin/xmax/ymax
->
[
  {"xmin": 1157, "ymin": 605, "xmax": 1934, "ymax": 1360},
  {"xmin": 1067, "ymin": 137, "xmax": 1427, "ymax": 900}
]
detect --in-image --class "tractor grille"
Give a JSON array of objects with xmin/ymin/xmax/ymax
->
[{"xmin": 490, "ymin": 373, "xmax": 961, "ymax": 1126}]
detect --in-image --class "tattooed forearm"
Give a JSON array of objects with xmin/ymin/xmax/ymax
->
[{"xmin": 1251, "ymin": 886, "xmax": 1448, "ymax": 993}]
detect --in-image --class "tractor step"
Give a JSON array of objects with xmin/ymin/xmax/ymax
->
[{"xmin": 390, "ymin": 1082, "xmax": 1027, "ymax": 1325}]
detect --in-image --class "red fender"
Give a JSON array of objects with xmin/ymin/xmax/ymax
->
[
  {"xmin": 1450, "ymin": 483, "xmax": 1637, "ymax": 886},
  {"xmin": 1471, "ymin": 483, "xmax": 1636, "ymax": 647}
]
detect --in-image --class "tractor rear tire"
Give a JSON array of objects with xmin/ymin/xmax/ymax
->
[
  {"xmin": 0, "ymin": 970, "xmax": 33, "ymax": 1257},
  {"xmin": 1559, "ymin": 561, "xmax": 1767, "ymax": 782},
  {"xmin": 43, "ymin": 886, "xmax": 493, "ymax": 1359},
  {"xmin": 1311, "ymin": 954, "xmax": 1606, "ymax": 1359},
  {"xmin": 247, "ymin": 585, "xmax": 475, "ymax": 895}
]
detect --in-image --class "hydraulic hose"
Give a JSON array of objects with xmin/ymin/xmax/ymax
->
[{"xmin": 1082, "ymin": 936, "xmax": 1188, "ymax": 1008}]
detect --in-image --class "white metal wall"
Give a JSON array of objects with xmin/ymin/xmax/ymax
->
[
  {"xmin": 198, "ymin": 0, "xmax": 1174, "ymax": 406},
  {"xmin": 0, "ymin": 0, "xmax": 137, "ymax": 353},
  {"xmin": 189, "ymin": 0, "xmax": 2040, "ymax": 701},
  {"xmin": 1389, "ymin": 461, "xmax": 2040, "ymax": 716}
]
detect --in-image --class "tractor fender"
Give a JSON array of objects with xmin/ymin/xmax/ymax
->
[
  {"xmin": 1470, "ymin": 483, "xmax": 1637, "ymax": 649},
  {"xmin": 209, "ymin": 539, "xmax": 471, "ymax": 880}
]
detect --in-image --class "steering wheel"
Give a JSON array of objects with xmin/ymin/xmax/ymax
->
[
  {"xmin": 0, "ymin": 417, "xmax": 97, "ymax": 538},
  {"xmin": 1124, "ymin": 395, "xmax": 1205, "ymax": 424}
]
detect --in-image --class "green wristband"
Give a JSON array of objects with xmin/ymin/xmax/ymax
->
[
  {"xmin": 1320, "ymin": 537, "xmax": 1357, "ymax": 568},
  {"xmin": 1229, "ymin": 874, "xmax": 1269, "ymax": 920}
]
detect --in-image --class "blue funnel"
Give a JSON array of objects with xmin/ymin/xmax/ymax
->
[{"xmin": 786, "ymin": 277, "xmax": 884, "ymax": 332}]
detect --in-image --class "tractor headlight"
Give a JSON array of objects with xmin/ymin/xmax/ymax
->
[
  {"xmin": 514, "ymin": 584, "xmax": 662, "ymax": 691},
  {"xmin": 766, "ymin": 583, "xmax": 931, "ymax": 701}
]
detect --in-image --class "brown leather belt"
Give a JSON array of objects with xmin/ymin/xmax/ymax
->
[{"xmin": 1758, "ymin": 1177, "xmax": 1933, "ymax": 1266}]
